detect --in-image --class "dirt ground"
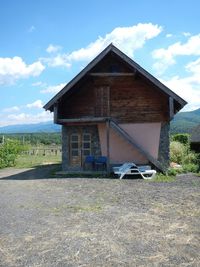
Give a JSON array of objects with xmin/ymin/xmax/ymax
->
[{"xmin": 0, "ymin": 166, "xmax": 200, "ymax": 267}]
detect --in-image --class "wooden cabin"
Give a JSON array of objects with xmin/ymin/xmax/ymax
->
[{"xmin": 44, "ymin": 44, "xmax": 187, "ymax": 172}]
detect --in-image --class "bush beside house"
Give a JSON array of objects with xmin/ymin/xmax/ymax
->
[{"xmin": 170, "ymin": 133, "xmax": 200, "ymax": 174}]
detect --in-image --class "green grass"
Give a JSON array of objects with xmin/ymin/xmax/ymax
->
[
  {"xmin": 15, "ymin": 154, "xmax": 61, "ymax": 168},
  {"xmin": 148, "ymin": 173, "xmax": 176, "ymax": 183},
  {"xmin": 65, "ymin": 204, "xmax": 102, "ymax": 213}
]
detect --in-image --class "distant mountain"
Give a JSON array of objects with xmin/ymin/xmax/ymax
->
[
  {"xmin": 0, "ymin": 108, "xmax": 199, "ymax": 134},
  {"xmin": 0, "ymin": 121, "xmax": 61, "ymax": 133},
  {"xmin": 171, "ymin": 108, "xmax": 200, "ymax": 134}
]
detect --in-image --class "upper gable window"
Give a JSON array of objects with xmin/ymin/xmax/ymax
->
[{"xmin": 110, "ymin": 64, "xmax": 120, "ymax": 73}]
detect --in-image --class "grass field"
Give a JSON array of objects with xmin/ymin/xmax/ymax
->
[
  {"xmin": 14, "ymin": 145, "xmax": 62, "ymax": 168},
  {"xmin": 16, "ymin": 154, "xmax": 61, "ymax": 168}
]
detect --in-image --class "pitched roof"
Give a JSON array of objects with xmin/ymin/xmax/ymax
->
[{"xmin": 44, "ymin": 43, "xmax": 187, "ymax": 111}]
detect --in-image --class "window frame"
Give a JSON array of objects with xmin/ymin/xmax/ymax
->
[{"xmin": 82, "ymin": 133, "xmax": 91, "ymax": 157}]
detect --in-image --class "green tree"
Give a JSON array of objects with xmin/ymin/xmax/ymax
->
[{"xmin": 171, "ymin": 133, "xmax": 190, "ymax": 146}]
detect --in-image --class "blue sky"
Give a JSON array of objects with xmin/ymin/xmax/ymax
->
[{"xmin": 1, "ymin": 0, "xmax": 200, "ymax": 126}]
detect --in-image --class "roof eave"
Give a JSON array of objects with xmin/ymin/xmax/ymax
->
[
  {"xmin": 43, "ymin": 43, "xmax": 115, "ymax": 111},
  {"xmin": 43, "ymin": 43, "xmax": 187, "ymax": 111},
  {"xmin": 110, "ymin": 45, "xmax": 187, "ymax": 109}
]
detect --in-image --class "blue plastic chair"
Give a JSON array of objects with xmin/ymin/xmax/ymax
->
[
  {"xmin": 84, "ymin": 155, "xmax": 95, "ymax": 170},
  {"xmin": 95, "ymin": 156, "xmax": 107, "ymax": 170}
]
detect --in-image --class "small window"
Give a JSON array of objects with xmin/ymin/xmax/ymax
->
[
  {"xmin": 71, "ymin": 143, "xmax": 78, "ymax": 149},
  {"xmin": 70, "ymin": 134, "xmax": 79, "ymax": 157},
  {"xmin": 83, "ymin": 142, "xmax": 90, "ymax": 149},
  {"xmin": 83, "ymin": 134, "xmax": 90, "ymax": 141},
  {"xmin": 82, "ymin": 133, "xmax": 91, "ymax": 156},
  {"xmin": 71, "ymin": 135, "xmax": 78, "ymax": 142},
  {"xmin": 72, "ymin": 150, "xmax": 78, "ymax": 156}
]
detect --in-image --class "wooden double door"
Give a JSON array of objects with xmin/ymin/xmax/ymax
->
[{"xmin": 70, "ymin": 131, "xmax": 91, "ymax": 168}]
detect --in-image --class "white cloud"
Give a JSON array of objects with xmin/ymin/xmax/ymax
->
[
  {"xmin": 46, "ymin": 44, "xmax": 62, "ymax": 53},
  {"xmin": 26, "ymin": 100, "xmax": 43, "ymax": 109},
  {"xmin": 40, "ymin": 83, "xmax": 66, "ymax": 94},
  {"xmin": 152, "ymin": 34, "xmax": 200, "ymax": 73},
  {"xmin": 183, "ymin": 32, "xmax": 191, "ymax": 37},
  {"xmin": 0, "ymin": 56, "xmax": 45, "ymax": 85},
  {"xmin": 2, "ymin": 100, "xmax": 44, "ymax": 115},
  {"xmin": 28, "ymin": 25, "xmax": 35, "ymax": 33},
  {"xmin": 166, "ymin": 33, "xmax": 173, "ymax": 38},
  {"xmin": 46, "ymin": 55, "xmax": 71, "ymax": 68},
  {"xmin": 161, "ymin": 58, "xmax": 200, "ymax": 111},
  {"xmin": 3, "ymin": 106, "xmax": 20, "ymax": 113},
  {"xmin": 45, "ymin": 23, "xmax": 162, "ymax": 68},
  {"xmin": 163, "ymin": 76, "xmax": 200, "ymax": 111},
  {"xmin": 4, "ymin": 111, "xmax": 53, "ymax": 126},
  {"xmin": 185, "ymin": 57, "xmax": 200, "ymax": 74}
]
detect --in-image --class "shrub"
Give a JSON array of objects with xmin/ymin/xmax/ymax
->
[
  {"xmin": 0, "ymin": 139, "xmax": 28, "ymax": 168},
  {"xmin": 167, "ymin": 167, "xmax": 182, "ymax": 176},
  {"xmin": 182, "ymin": 164, "xmax": 199, "ymax": 173},
  {"xmin": 195, "ymin": 153, "xmax": 200, "ymax": 172},
  {"xmin": 170, "ymin": 141, "xmax": 186, "ymax": 164},
  {"xmin": 170, "ymin": 140, "xmax": 200, "ymax": 174},
  {"xmin": 182, "ymin": 152, "xmax": 199, "ymax": 165}
]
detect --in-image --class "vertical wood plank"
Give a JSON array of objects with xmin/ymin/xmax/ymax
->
[
  {"xmin": 101, "ymin": 87, "xmax": 103, "ymax": 117},
  {"xmin": 169, "ymin": 97, "xmax": 174, "ymax": 119},
  {"xmin": 106, "ymin": 120, "xmax": 110, "ymax": 175},
  {"xmin": 107, "ymin": 86, "xmax": 110, "ymax": 117},
  {"xmin": 54, "ymin": 103, "xmax": 58, "ymax": 123}
]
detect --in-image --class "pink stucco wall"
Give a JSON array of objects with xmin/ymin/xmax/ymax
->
[{"xmin": 98, "ymin": 123, "xmax": 161, "ymax": 164}]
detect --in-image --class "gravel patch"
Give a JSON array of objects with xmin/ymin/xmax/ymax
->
[{"xmin": 0, "ymin": 167, "xmax": 200, "ymax": 266}]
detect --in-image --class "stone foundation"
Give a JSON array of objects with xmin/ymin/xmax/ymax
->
[{"xmin": 158, "ymin": 122, "xmax": 170, "ymax": 171}]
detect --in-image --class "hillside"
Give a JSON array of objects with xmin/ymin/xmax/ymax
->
[
  {"xmin": 0, "ymin": 121, "xmax": 61, "ymax": 133},
  {"xmin": 0, "ymin": 108, "xmax": 199, "ymax": 134},
  {"xmin": 171, "ymin": 108, "xmax": 200, "ymax": 134}
]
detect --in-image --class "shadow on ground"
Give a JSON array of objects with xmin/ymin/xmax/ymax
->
[
  {"xmin": 0, "ymin": 165, "xmax": 145, "ymax": 180},
  {"xmin": 0, "ymin": 164, "xmax": 61, "ymax": 180}
]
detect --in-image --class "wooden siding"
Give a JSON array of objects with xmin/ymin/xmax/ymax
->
[
  {"xmin": 59, "ymin": 80, "xmax": 95, "ymax": 119},
  {"xmin": 44, "ymin": 44, "xmax": 186, "ymax": 113},
  {"xmin": 91, "ymin": 52, "xmax": 132, "ymax": 73},
  {"xmin": 58, "ymin": 74, "xmax": 169, "ymax": 123},
  {"xmin": 58, "ymin": 55, "xmax": 169, "ymax": 123},
  {"xmin": 109, "ymin": 76, "xmax": 169, "ymax": 123},
  {"xmin": 95, "ymin": 86, "xmax": 110, "ymax": 117}
]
